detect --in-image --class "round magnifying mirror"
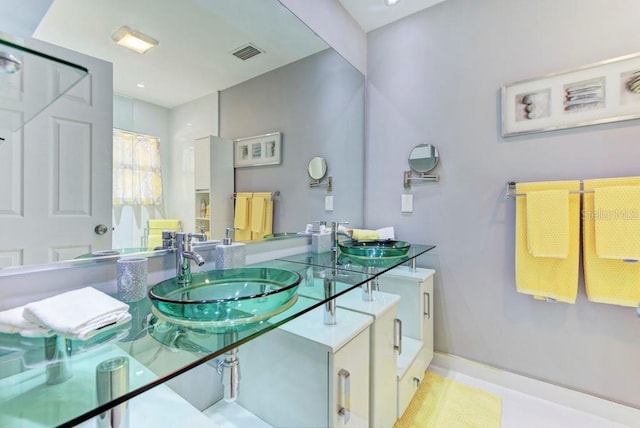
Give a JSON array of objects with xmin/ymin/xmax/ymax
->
[
  {"xmin": 408, "ymin": 144, "xmax": 439, "ymax": 173},
  {"xmin": 307, "ymin": 156, "xmax": 327, "ymax": 180}
]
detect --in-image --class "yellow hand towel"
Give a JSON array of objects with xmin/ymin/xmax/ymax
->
[
  {"xmin": 351, "ymin": 229, "xmax": 380, "ymax": 241},
  {"xmin": 515, "ymin": 181, "xmax": 580, "ymax": 303},
  {"xmin": 147, "ymin": 219, "xmax": 182, "ymax": 249},
  {"xmin": 525, "ymin": 190, "xmax": 570, "ymax": 258},
  {"xmin": 251, "ymin": 192, "xmax": 274, "ymax": 240},
  {"xmin": 593, "ymin": 186, "xmax": 640, "ymax": 260},
  {"xmin": 583, "ymin": 178, "xmax": 640, "ymax": 307},
  {"xmin": 235, "ymin": 228, "xmax": 252, "ymax": 242},
  {"xmin": 234, "ymin": 193, "xmax": 252, "ymax": 230}
]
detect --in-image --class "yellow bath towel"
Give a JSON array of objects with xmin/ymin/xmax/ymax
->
[
  {"xmin": 234, "ymin": 193, "xmax": 252, "ymax": 229},
  {"xmin": 351, "ymin": 229, "xmax": 380, "ymax": 241},
  {"xmin": 251, "ymin": 192, "xmax": 274, "ymax": 240},
  {"xmin": 593, "ymin": 186, "xmax": 640, "ymax": 260},
  {"xmin": 526, "ymin": 190, "xmax": 570, "ymax": 258},
  {"xmin": 583, "ymin": 178, "xmax": 640, "ymax": 307},
  {"xmin": 515, "ymin": 181, "xmax": 580, "ymax": 303},
  {"xmin": 233, "ymin": 193, "xmax": 252, "ymax": 241}
]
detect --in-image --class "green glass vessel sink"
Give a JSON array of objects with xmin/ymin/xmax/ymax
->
[
  {"xmin": 338, "ymin": 239, "xmax": 411, "ymax": 259},
  {"xmin": 149, "ymin": 267, "xmax": 301, "ymax": 330}
]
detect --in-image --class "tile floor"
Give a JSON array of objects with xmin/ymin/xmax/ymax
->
[
  {"xmin": 206, "ymin": 365, "xmax": 638, "ymax": 427},
  {"xmin": 429, "ymin": 365, "xmax": 634, "ymax": 428}
]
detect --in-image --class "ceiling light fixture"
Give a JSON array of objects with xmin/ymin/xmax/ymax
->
[
  {"xmin": 111, "ymin": 26, "xmax": 158, "ymax": 54},
  {"xmin": 136, "ymin": 82, "xmax": 145, "ymax": 88},
  {"xmin": 384, "ymin": 0, "xmax": 400, "ymax": 5}
]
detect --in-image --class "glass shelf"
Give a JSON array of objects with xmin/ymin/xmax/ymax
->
[
  {"xmin": 277, "ymin": 243, "xmax": 436, "ymax": 275},
  {"xmin": 0, "ymin": 38, "xmax": 89, "ymax": 132},
  {"xmin": 0, "ymin": 243, "xmax": 435, "ymax": 427}
]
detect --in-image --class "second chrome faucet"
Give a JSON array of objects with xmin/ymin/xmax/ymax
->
[{"xmin": 172, "ymin": 232, "xmax": 206, "ymax": 284}]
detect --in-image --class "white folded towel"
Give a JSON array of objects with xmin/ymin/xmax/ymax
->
[
  {"xmin": 0, "ymin": 306, "xmax": 53, "ymax": 337},
  {"xmin": 23, "ymin": 287, "xmax": 131, "ymax": 340},
  {"xmin": 376, "ymin": 227, "xmax": 396, "ymax": 240}
]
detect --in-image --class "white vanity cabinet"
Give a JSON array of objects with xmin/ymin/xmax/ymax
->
[
  {"xmin": 237, "ymin": 300, "xmax": 372, "ymax": 428},
  {"xmin": 377, "ymin": 267, "xmax": 435, "ymax": 418},
  {"xmin": 330, "ymin": 289, "xmax": 401, "ymax": 428},
  {"xmin": 193, "ymin": 136, "xmax": 234, "ymax": 240}
]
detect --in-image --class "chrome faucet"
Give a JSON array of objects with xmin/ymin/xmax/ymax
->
[
  {"xmin": 174, "ymin": 232, "xmax": 206, "ymax": 284},
  {"xmin": 331, "ymin": 221, "xmax": 351, "ymax": 253}
]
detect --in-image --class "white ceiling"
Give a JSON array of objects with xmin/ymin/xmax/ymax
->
[
  {"xmin": 339, "ymin": 0, "xmax": 445, "ymax": 32},
  {"xmin": 33, "ymin": 0, "xmax": 327, "ymax": 108},
  {"xmin": 32, "ymin": 0, "xmax": 444, "ymax": 109}
]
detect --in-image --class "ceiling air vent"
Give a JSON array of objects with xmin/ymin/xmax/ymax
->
[{"xmin": 231, "ymin": 43, "xmax": 264, "ymax": 61}]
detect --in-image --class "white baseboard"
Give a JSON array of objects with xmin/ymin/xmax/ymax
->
[{"xmin": 432, "ymin": 352, "xmax": 640, "ymax": 428}]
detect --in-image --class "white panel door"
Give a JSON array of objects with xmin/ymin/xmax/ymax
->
[{"xmin": 0, "ymin": 41, "xmax": 113, "ymax": 266}]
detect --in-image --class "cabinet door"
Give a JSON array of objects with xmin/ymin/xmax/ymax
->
[
  {"xmin": 331, "ymin": 328, "xmax": 370, "ymax": 428},
  {"xmin": 373, "ymin": 308, "xmax": 399, "ymax": 428},
  {"xmin": 377, "ymin": 275, "xmax": 421, "ymax": 340},
  {"xmin": 421, "ymin": 275, "xmax": 434, "ymax": 368},
  {"xmin": 194, "ymin": 137, "xmax": 210, "ymax": 191}
]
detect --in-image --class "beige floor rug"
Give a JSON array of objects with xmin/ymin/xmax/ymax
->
[{"xmin": 394, "ymin": 371, "xmax": 502, "ymax": 428}]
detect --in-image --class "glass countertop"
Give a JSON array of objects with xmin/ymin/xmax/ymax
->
[
  {"xmin": 0, "ymin": 243, "xmax": 435, "ymax": 427},
  {"xmin": 278, "ymin": 243, "xmax": 436, "ymax": 274},
  {"xmin": 0, "ymin": 38, "xmax": 88, "ymax": 132}
]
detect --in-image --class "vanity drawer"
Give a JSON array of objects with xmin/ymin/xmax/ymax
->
[{"xmin": 397, "ymin": 347, "xmax": 426, "ymax": 419}]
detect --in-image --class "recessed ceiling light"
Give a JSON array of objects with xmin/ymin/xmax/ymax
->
[
  {"xmin": 384, "ymin": 0, "xmax": 400, "ymax": 5},
  {"xmin": 136, "ymin": 82, "xmax": 145, "ymax": 88},
  {"xmin": 111, "ymin": 26, "xmax": 158, "ymax": 54}
]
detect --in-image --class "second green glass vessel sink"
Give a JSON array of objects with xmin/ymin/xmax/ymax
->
[
  {"xmin": 149, "ymin": 267, "xmax": 301, "ymax": 330},
  {"xmin": 338, "ymin": 239, "xmax": 411, "ymax": 259}
]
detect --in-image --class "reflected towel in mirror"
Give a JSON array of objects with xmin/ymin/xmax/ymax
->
[
  {"xmin": 251, "ymin": 192, "xmax": 274, "ymax": 240},
  {"xmin": 234, "ymin": 192, "xmax": 252, "ymax": 241}
]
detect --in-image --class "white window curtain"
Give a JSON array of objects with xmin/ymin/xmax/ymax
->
[{"xmin": 113, "ymin": 129, "xmax": 163, "ymax": 206}]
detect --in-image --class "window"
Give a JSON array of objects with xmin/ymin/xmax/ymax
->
[{"xmin": 112, "ymin": 129, "xmax": 163, "ymax": 206}]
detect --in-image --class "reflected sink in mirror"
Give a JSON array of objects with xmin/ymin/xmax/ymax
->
[
  {"xmin": 148, "ymin": 267, "xmax": 301, "ymax": 331},
  {"xmin": 338, "ymin": 239, "xmax": 411, "ymax": 259},
  {"xmin": 262, "ymin": 232, "xmax": 309, "ymax": 241},
  {"xmin": 338, "ymin": 240, "xmax": 411, "ymax": 269}
]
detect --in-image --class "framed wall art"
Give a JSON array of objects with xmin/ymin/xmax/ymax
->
[
  {"xmin": 502, "ymin": 52, "xmax": 640, "ymax": 137},
  {"xmin": 233, "ymin": 132, "xmax": 282, "ymax": 168}
]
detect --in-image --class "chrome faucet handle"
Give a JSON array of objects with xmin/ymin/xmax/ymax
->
[
  {"xmin": 332, "ymin": 221, "xmax": 349, "ymax": 229},
  {"xmin": 187, "ymin": 232, "xmax": 207, "ymax": 242},
  {"xmin": 162, "ymin": 231, "xmax": 176, "ymax": 249}
]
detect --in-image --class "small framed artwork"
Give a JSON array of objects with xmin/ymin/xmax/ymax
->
[
  {"xmin": 233, "ymin": 132, "xmax": 282, "ymax": 168},
  {"xmin": 502, "ymin": 52, "xmax": 640, "ymax": 136}
]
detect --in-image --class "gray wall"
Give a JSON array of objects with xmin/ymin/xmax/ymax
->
[
  {"xmin": 366, "ymin": 0, "xmax": 640, "ymax": 406},
  {"xmin": 220, "ymin": 48, "xmax": 365, "ymax": 233},
  {"xmin": 279, "ymin": 0, "xmax": 367, "ymax": 74}
]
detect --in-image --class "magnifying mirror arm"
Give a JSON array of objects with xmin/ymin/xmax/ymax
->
[
  {"xmin": 309, "ymin": 175, "xmax": 333, "ymax": 192},
  {"xmin": 403, "ymin": 171, "xmax": 439, "ymax": 188}
]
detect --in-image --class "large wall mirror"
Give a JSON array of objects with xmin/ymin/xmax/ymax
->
[{"xmin": 0, "ymin": 0, "xmax": 364, "ymax": 269}]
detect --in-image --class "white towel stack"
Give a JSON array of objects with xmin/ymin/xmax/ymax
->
[
  {"xmin": 0, "ymin": 287, "xmax": 131, "ymax": 341},
  {"xmin": 0, "ymin": 306, "xmax": 53, "ymax": 338}
]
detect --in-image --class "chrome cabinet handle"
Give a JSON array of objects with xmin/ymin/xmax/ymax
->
[
  {"xmin": 94, "ymin": 224, "xmax": 109, "ymax": 235},
  {"xmin": 338, "ymin": 369, "xmax": 351, "ymax": 424},
  {"xmin": 424, "ymin": 292, "xmax": 431, "ymax": 319},
  {"xmin": 394, "ymin": 318, "xmax": 402, "ymax": 355}
]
